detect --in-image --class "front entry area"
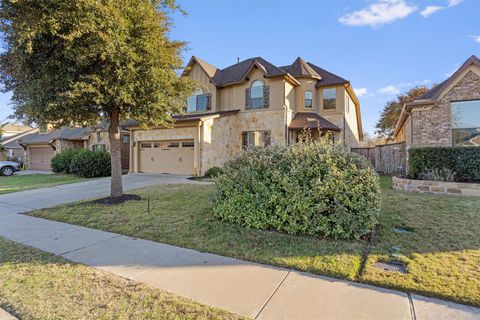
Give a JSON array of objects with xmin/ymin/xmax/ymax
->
[{"xmin": 138, "ymin": 140, "xmax": 194, "ymax": 175}]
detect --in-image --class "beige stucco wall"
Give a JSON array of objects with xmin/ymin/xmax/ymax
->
[
  {"xmin": 217, "ymin": 68, "xmax": 286, "ymax": 111},
  {"xmin": 343, "ymin": 89, "xmax": 360, "ymax": 148},
  {"xmin": 294, "ymin": 79, "xmax": 317, "ymax": 112}
]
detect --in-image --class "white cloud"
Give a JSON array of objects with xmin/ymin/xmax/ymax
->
[
  {"xmin": 421, "ymin": 6, "xmax": 442, "ymax": 17},
  {"xmin": 474, "ymin": 35, "xmax": 480, "ymax": 43},
  {"xmin": 354, "ymin": 88, "xmax": 369, "ymax": 97},
  {"xmin": 378, "ymin": 85, "xmax": 400, "ymax": 95},
  {"xmin": 447, "ymin": 0, "xmax": 463, "ymax": 7},
  {"xmin": 339, "ymin": 0, "xmax": 417, "ymax": 28}
]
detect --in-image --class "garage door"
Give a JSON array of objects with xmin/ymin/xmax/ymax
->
[
  {"xmin": 139, "ymin": 140, "xmax": 194, "ymax": 175},
  {"xmin": 29, "ymin": 147, "xmax": 55, "ymax": 171}
]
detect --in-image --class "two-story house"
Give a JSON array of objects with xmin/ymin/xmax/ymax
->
[{"xmin": 126, "ymin": 56, "xmax": 363, "ymax": 175}]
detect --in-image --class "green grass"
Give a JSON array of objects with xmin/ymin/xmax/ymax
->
[
  {"xmin": 361, "ymin": 177, "xmax": 480, "ymax": 306},
  {"xmin": 0, "ymin": 237, "xmax": 244, "ymax": 319},
  {"xmin": 0, "ymin": 174, "xmax": 86, "ymax": 194},
  {"xmin": 28, "ymin": 177, "xmax": 480, "ymax": 306}
]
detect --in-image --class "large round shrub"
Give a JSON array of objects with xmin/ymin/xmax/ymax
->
[
  {"xmin": 51, "ymin": 148, "xmax": 81, "ymax": 173},
  {"xmin": 212, "ymin": 141, "xmax": 381, "ymax": 240},
  {"xmin": 70, "ymin": 149, "xmax": 111, "ymax": 178}
]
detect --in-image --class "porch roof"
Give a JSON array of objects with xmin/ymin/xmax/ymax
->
[{"xmin": 289, "ymin": 112, "xmax": 341, "ymax": 131}]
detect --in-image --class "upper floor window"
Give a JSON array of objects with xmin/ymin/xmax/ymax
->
[
  {"xmin": 96, "ymin": 131, "xmax": 101, "ymax": 142},
  {"xmin": 187, "ymin": 89, "xmax": 210, "ymax": 112},
  {"xmin": 304, "ymin": 90, "xmax": 313, "ymax": 109},
  {"xmin": 451, "ymin": 99, "xmax": 480, "ymax": 146},
  {"xmin": 323, "ymin": 88, "xmax": 336, "ymax": 110},
  {"xmin": 246, "ymin": 80, "xmax": 269, "ymax": 109},
  {"xmin": 242, "ymin": 130, "xmax": 271, "ymax": 149}
]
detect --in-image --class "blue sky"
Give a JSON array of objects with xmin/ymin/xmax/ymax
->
[{"xmin": 1, "ymin": 0, "xmax": 479, "ymax": 135}]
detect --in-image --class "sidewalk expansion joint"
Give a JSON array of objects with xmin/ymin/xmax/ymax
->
[
  {"xmin": 58, "ymin": 234, "xmax": 122, "ymax": 256},
  {"xmin": 0, "ymin": 201, "xmax": 36, "ymax": 211},
  {"xmin": 408, "ymin": 293, "xmax": 417, "ymax": 320},
  {"xmin": 253, "ymin": 270, "xmax": 290, "ymax": 320}
]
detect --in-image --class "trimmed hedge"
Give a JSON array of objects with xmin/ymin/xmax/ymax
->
[
  {"xmin": 212, "ymin": 141, "xmax": 381, "ymax": 240},
  {"xmin": 408, "ymin": 147, "xmax": 480, "ymax": 183},
  {"xmin": 51, "ymin": 148, "xmax": 82, "ymax": 173},
  {"xmin": 69, "ymin": 149, "xmax": 111, "ymax": 178}
]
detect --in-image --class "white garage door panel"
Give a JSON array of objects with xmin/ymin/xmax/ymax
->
[
  {"xmin": 139, "ymin": 140, "xmax": 194, "ymax": 175},
  {"xmin": 30, "ymin": 147, "xmax": 55, "ymax": 171}
]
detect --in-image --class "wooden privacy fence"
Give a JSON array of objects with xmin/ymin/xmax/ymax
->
[{"xmin": 351, "ymin": 142, "xmax": 406, "ymax": 175}]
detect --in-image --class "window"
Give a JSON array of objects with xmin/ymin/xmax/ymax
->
[
  {"xmin": 92, "ymin": 144, "xmax": 106, "ymax": 152},
  {"xmin": 153, "ymin": 143, "xmax": 160, "ymax": 148},
  {"xmin": 182, "ymin": 141, "xmax": 194, "ymax": 148},
  {"xmin": 304, "ymin": 90, "xmax": 313, "ymax": 109},
  {"xmin": 96, "ymin": 131, "xmax": 101, "ymax": 142},
  {"xmin": 167, "ymin": 142, "xmax": 179, "ymax": 148},
  {"xmin": 242, "ymin": 130, "xmax": 271, "ymax": 149},
  {"xmin": 122, "ymin": 135, "xmax": 130, "ymax": 144},
  {"xmin": 250, "ymin": 80, "xmax": 264, "ymax": 109},
  {"xmin": 187, "ymin": 89, "xmax": 209, "ymax": 112},
  {"xmin": 323, "ymin": 88, "xmax": 336, "ymax": 110},
  {"xmin": 141, "ymin": 143, "xmax": 152, "ymax": 148},
  {"xmin": 451, "ymin": 100, "xmax": 480, "ymax": 146}
]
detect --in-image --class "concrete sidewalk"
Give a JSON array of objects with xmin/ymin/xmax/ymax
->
[{"xmin": 0, "ymin": 176, "xmax": 478, "ymax": 319}]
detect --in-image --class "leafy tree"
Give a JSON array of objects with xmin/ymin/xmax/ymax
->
[
  {"xmin": 375, "ymin": 86, "xmax": 430, "ymax": 137},
  {"xmin": 0, "ymin": 0, "xmax": 194, "ymax": 197}
]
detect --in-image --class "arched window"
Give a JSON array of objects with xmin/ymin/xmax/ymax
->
[
  {"xmin": 250, "ymin": 80, "xmax": 264, "ymax": 109},
  {"xmin": 304, "ymin": 90, "xmax": 313, "ymax": 109},
  {"xmin": 187, "ymin": 89, "xmax": 209, "ymax": 112}
]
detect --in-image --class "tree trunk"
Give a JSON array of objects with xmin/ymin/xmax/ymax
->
[{"xmin": 109, "ymin": 110, "xmax": 123, "ymax": 197}]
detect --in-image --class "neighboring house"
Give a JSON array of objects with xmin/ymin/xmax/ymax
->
[
  {"xmin": 126, "ymin": 56, "xmax": 363, "ymax": 176},
  {"xmin": 394, "ymin": 55, "xmax": 480, "ymax": 148},
  {"xmin": 0, "ymin": 122, "xmax": 33, "ymax": 138},
  {"xmin": 0, "ymin": 128, "xmax": 38, "ymax": 162},
  {"xmin": 19, "ymin": 125, "xmax": 130, "ymax": 171}
]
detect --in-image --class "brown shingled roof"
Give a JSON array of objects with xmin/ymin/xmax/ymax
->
[
  {"xmin": 280, "ymin": 57, "xmax": 321, "ymax": 79},
  {"xmin": 185, "ymin": 56, "xmax": 350, "ymax": 89},
  {"xmin": 289, "ymin": 112, "xmax": 341, "ymax": 131}
]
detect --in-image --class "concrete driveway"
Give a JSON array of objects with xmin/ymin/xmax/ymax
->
[{"xmin": 0, "ymin": 173, "xmax": 206, "ymax": 215}]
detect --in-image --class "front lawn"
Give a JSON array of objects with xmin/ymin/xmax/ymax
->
[
  {"xmin": 0, "ymin": 237, "xmax": 244, "ymax": 319},
  {"xmin": 0, "ymin": 174, "xmax": 86, "ymax": 194},
  {"xmin": 28, "ymin": 177, "xmax": 480, "ymax": 306}
]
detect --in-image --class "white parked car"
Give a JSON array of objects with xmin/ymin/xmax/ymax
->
[{"xmin": 0, "ymin": 161, "xmax": 21, "ymax": 176}]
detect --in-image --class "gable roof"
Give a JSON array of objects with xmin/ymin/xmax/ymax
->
[
  {"xmin": 417, "ymin": 55, "xmax": 480, "ymax": 101},
  {"xmin": 185, "ymin": 56, "xmax": 350, "ymax": 88},
  {"xmin": 0, "ymin": 129, "xmax": 38, "ymax": 148},
  {"xmin": 393, "ymin": 55, "xmax": 480, "ymax": 138},
  {"xmin": 280, "ymin": 57, "xmax": 321, "ymax": 79},
  {"xmin": 19, "ymin": 127, "xmax": 92, "ymax": 145}
]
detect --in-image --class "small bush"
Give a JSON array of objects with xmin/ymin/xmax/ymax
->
[
  {"xmin": 212, "ymin": 140, "xmax": 381, "ymax": 240},
  {"xmin": 51, "ymin": 148, "xmax": 82, "ymax": 173},
  {"xmin": 70, "ymin": 149, "xmax": 111, "ymax": 178},
  {"xmin": 420, "ymin": 168, "xmax": 456, "ymax": 182},
  {"xmin": 205, "ymin": 167, "xmax": 224, "ymax": 178},
  {"xmin": 409, "ymin": 147, "xmax": 480, "ymax": 183}
]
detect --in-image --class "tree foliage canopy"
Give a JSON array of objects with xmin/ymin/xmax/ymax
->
[
  {"xmin": 375, "ymin": 86, "xmax": 430, "ymax": 137},
  {"xmin": 0, "ymin": 0, "xmax": 194, "ymax": 127}
]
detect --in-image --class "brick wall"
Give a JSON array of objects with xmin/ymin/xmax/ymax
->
[{"xmin": 411, "ymin": 70, "xmax": 480, "ymax": 147}]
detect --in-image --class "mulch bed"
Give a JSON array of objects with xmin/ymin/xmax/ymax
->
[{"xmin": 87, "ymin": 194, "xmax": 143, "ymax": 205}]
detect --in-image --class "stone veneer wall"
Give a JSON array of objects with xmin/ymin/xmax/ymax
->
[
  {"xmin": 411, "ymin": 70, "xmax": 480, "ymax": 147},
  {"xmin": 392, "ymin": 176, "xmax": 480, "ymax": 196}
]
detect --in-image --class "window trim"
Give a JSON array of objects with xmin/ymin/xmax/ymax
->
[
  {"xmin": 187, "ymin": 89, "xmax": 210, "ymax": 113},
  {"xmin": 304, "ymin": 90, "xmax": 313, "ymax": 109},
  {"xmin": 323, "ymin": 88, "xmax": 337, "ymax": 110},
  {"xmin": 250, "ymin": 80, "xmax": 265, "ymax": 110},
  {"xmin": 241, "ymin": 130, "xmax": 271, "ymax": 149}
]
